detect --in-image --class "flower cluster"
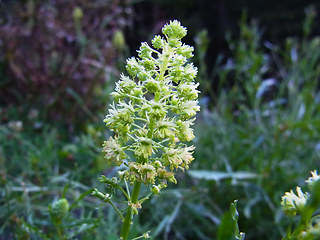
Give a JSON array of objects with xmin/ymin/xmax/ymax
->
[
  {"xmin": 281, "ymin": 186, "xmax": 308, "ymax": 216},
  {"xmin": 306, "ymin": 170, "xmax": 320, "ymax": 189},
  {"xmin": 280, "ymin": 170, "xmax": 320, "ymax": 239},
  {"xmin": 102, "ymin": 20, "xmax": 199, "ymax": 192},
  {"xmin": 281, "ymin": 170, "xmax": 320, "ymax": 216}
]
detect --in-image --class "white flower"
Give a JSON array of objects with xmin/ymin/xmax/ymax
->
[
  {"xmin": 281, "ymin": 187, "xmax": 307, "ymax": 216},
  {"xmin": 306, "ymin": 170, "xmax": 320, "ymax": 189}
]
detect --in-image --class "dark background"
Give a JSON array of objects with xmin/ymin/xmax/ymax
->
[{"xmin": 128, "ymin": 0, "xmax": 320, "ymax": 67}]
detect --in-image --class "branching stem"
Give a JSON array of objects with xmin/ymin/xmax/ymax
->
[{"xmin": 120, "ymin": 182, "xmax": 142, "ymax": 240}]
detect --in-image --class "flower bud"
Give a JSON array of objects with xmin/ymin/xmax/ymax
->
[
  {"xmin": 138, "ymin": 42, "xmax": 152, "ymax": 59},
  {"xmin": 162, "ymin": 20, "xmax": 187, "ymax": 39},
  {"xmin": 51, "ymin": 198, "xmax": 69, "ymax": 224},
  {"xmin": 168, "ymin": 38, "xmax": 182, "ymax": 48},
  {"xmin": 143, "ymin": 232, "xmax": 151, "ymax": 239},
  {"xmin": 113, "ymin": 30, "xmax": 125, "ymax": 51},
  {"xmin": 140, "ymin": 59, "xmax": 155, "ymax": 71},
  {"xmin": 118, "ymin": 74, "xmax": 136, "ymax": 93},
  {"xmin": 151, "ymin": 185, "xmax": 161, "ymax": 195},
  {"xmin": 152, "ymin": 35, "xmax": 164, "ymax": 49},
  {"xmin": 72, "ymin": 7, "xmax": 83, "ymax": 20},
  {"xmin": 137, "ymin": 70, "xmax": 150, "ymax": 81},
  {"xmin": 177, "ymin": 44, "xmax": 194, "ymax": 58},
  {"xmin": 171, "ymin": 95, "xmax": 179, "ymax": 106},
  {"xmin": 126, "ymin": 57, "xmax": 141, "ymax": 77},
  {"xmin": 145, "ymin": 79, "xmax": 160, "ymax": 93}
]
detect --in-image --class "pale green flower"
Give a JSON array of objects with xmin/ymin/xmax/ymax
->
[
  {"xmin": 161, "ymin": 146, "xmax": 194, "ymax": 170},
  {"xmin": 126, "ymin": 57, "xmax": 141, "ymax": 77},
  {"xmin": 175, "ymin": 119, "xmax": 195, "ymax": 142},
  {"xmin": 139, "ymin": 164, "xmax": 157, "ymax": 184},
  {"xmin": 281, "ymin": 186, "xmax": 307, "ymax": 216},
  {"xmin": 102, "ymin": 137, "xmax": 127, "ymax": 166},
  {"xmin": 117, "ymin": 74, "xmax": 136, "ymax": 94},
  {"xmin": 134, "ymin": 137, "xmax": 154, "ymax": 159},
  {"xmin": 177, "ymin": 44, "xmax": 194, "ymax": 58},
  {"xmin": 179, "ymin": 145, "xmax": 195, "ymax": 169},
  {"xmin": 127, "ymin": 162, "xmax": 157, "ymax": 184},
  {"xmin": 104, "ymin": 102, "xmax": 135, "ymax": 127},
  {"xmin": 154, "ymin": 119, "xmax": 175, "ymax": 140},
  {"xmin": 145, "ymin": 78, "xmax": 160, "ymax": 93},
  {"xmin": 162, "ymin": 20, "xmax": 187, "ymax": 39},
  {"xmin": 151, "ymin": 35, "xmax": 164, "ymax": 49},
  {"xmin": 138, "ymin": 42, "xmax": 153, "ymax": 59},
  {"xmin": 184, "ymin": 63, "xmax": 198, "ymax": 82},
  {"xmin": 163, "ymin": 149, "xmax": 181, "ymax": 169},
  {"xmin": 177, "ymin": 82, "xmax": 199, "ymax": 100},
  {"xmin": 176, "ymin": 100, "xmax": 200, "ymax": 119},
  {"xmin": 306, "ymin": 170, "xmax": 320, "ymax": 190}
]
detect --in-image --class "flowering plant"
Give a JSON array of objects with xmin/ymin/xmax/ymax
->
[
  {"xmin": 92, "ymin": 20, "xmax": 200, "ymax": 240},
  {"xmin": 281, "ymin": 170, "xmax": 320, "ymax": 240}
]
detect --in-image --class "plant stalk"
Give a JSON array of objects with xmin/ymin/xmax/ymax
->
[{"xmin": 120, "ymin": 181, "xmax": 142, "ymax": 240}]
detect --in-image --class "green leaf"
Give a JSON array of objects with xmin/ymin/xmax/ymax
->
[
  {"xmin": 188, "ymin": 170, "xmax": 257, "ymax": 182},
  {"xmin": 217, "ymin": 200, "xmax": 245, "ymax": 240}
]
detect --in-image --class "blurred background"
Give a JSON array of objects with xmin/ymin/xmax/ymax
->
[{"xmin": 1, "ymin": 0, "xmax": 320, "ymax": 239}]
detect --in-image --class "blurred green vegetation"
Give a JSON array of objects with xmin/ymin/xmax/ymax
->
[
  {"xmin": 0, "ymin": 0, "xmax": 131, "ymax": 130},
  {"xmin": 1, "ymin": 0, "xmax": 320, "ymax": 239}
]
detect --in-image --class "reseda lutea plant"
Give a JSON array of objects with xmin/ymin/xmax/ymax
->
[{"xmin": 92, "ymin": 20, "xmax": 200, "ymax": 240}]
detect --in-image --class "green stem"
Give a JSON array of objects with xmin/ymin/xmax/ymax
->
[
  {"xmin": 109, "ymin": 200, "xmax": 125, "ymax": 222},
  {"xmin": 120, "ymin": 181, "xmax": 142, "ymax": 240},
  {"xmin": 147, "ymin": 118, "xmax": 155, "ymax": 139},
  {"xmin": 56, "ymin": 225, "xmax": 65, "ymax": 240},
  {"xmin": 124, "ymin": 179, "xmax": 131, "ymax": 199},
  {"xmin": 159, "ymin": 48, "xmax": 171, "ymax": 81},
  {"xmin": 92, "ymin": 189, "xmax": 125, "ymax": 221},
  {"xmin": 116, "ymin": 185, "xmax": 130, "ymax": 201}
]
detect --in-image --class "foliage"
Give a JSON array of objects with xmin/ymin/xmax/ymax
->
[
  {"xmin": 186, "ymin": 6, "xmax": 320, "ymax": 240},
  {"xmin": 0, "ymin": 0, "xmax": 131, "ymax": 129},
  {"xmin": 0, "ymin": 122, "xmax": 119, "ymax": 239},
  {"xmin": 281, "ymin": 171, "xmax": 320, "ymax": 239}
]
